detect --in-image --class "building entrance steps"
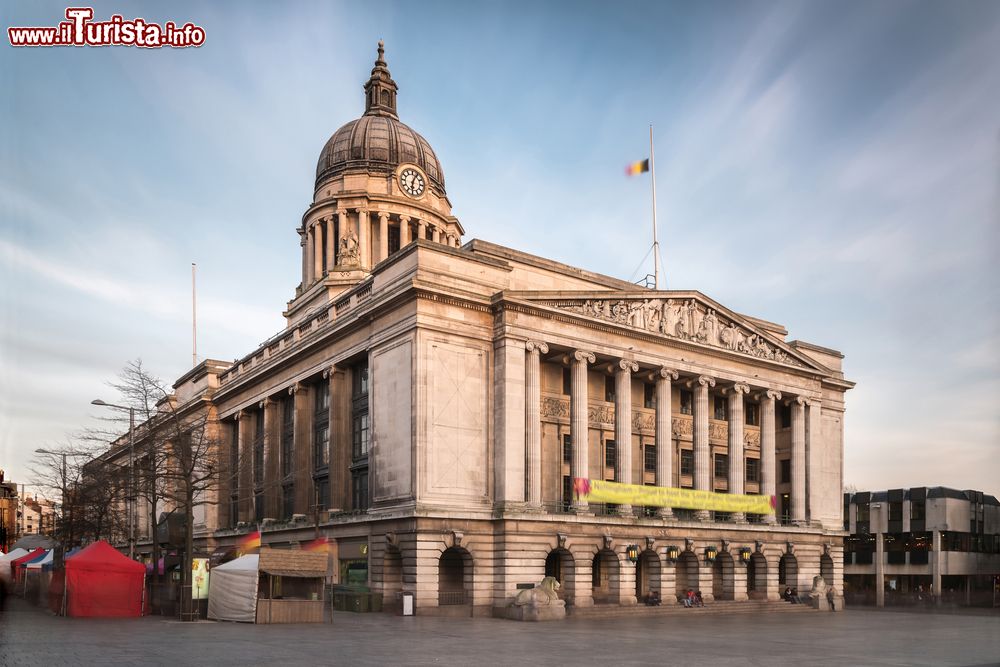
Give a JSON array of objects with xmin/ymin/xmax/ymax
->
[{"xmin": 565, "ymin": 599, "xmax": 819, "ymax": 619}]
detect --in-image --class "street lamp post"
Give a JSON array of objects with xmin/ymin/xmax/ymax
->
[{"xmin": 92, "ymin": 399, "xmax": 136, "ymax": 560}]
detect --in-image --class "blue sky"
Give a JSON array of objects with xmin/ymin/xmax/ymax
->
[{"xmin": 2, "ymin": 1, "xmax": 998, "ymax": 495}]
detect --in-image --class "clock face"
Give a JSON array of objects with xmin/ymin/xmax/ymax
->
[{"xmin": 399, "ymin": 168, "xmax": 425, "ymax": 197}]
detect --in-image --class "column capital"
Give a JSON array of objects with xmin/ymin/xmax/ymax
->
[
  {"xmin": 525, "ymin": 340, "xmax": 549, "ymax": 354},
  {"xmin": 355, "ymin": 207, "xmax": 368, "ymax": 215},
  {"xmin": 787, "ymin": 395, "xmax": 807, "ymax": 407},
  {"xmin": 723, "ymin": 381, "xmax": 750, "ymax": 396},
  {"xmin": 377, "ymin": 211, "xmax": 390, "ymax": 221},
  {"xmin": 234, "ymin": 409, "xmax": 246, "ymax": 421},
  {"xmin": 652, "ymin": 367, "xmax": 678, "ymax": 381},
  {"xmin": 616, "ymin": 359, "xmax": 639, "ymax": 373},
  {"xmin": 258, "ymin": 398, "xmax": 275, "ymax": 409},
  {"xmin": 399, "ymin": 214, "xmax": 411, "ymax": 223},
  {"xmin": 764, "ymin": 389, "xmax": 782, "ymax": 401},
  {"xmin": 572, "ymin": 350, "xmax": 596, "ymax": 364},
  {"xmin": 321, "ymin": 364, "xmax": 340, "ymax": 380},
  {"xmin": 688, "ymin": 375, "xmax": 715, "ymax": 389}
]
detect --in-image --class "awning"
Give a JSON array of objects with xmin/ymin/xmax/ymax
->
[{"xmin": 260, "ymin": 568, "xmax": 327, "ymax": 578}]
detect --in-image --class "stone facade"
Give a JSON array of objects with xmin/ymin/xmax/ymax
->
[{"xmin": 111, "ymin": 43, "xmax": 854, "ymax": 616}]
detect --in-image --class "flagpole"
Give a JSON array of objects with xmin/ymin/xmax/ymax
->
[{"xmin": 649, "ymin": 124, "xmax": 661, "ymax": 290}]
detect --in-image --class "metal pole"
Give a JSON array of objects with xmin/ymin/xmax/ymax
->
[
  {"xmin": 649, "ymin": 124, "xmax": 661, "ymax": 290},
  {"xmin": 129, "ymin": 407, "xmax": 135, "ymax": 560}
]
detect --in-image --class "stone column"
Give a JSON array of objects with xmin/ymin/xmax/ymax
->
[
  {"xmin": 291, "ymin": 383, "xmax": 313, "ymax": 515},
  {"xmin": 399, "ymin": 215, "xmax": 411, "ymax": 247},
  {"xmin": 237, "ymin": 410, "xmax": 252, "ymax": 522},
  {"xmin": 760, "ymin": 390, "xmax": 781, "ymax": 525},
  {"xmin": 932, "ymin": 529, "xmax": 942, "ymax": 604},
  {"xmin": 313, "ymin": 223, "xmax": 323, "ymax": 280},
  {"xmin": 790, "ymin": 396, "xmax": 807, "ymax": 526},
  {"xmin": 432, "ymin": 225, "xmax": 441, "ymax": 244},
  {"xmin": 378, "ymin": 212, "xmax": 389, "ymax": 263},
  {"xmin": 336, "ymin": 209, "xmax": 348, "ymax": 265},
  {"xmin": 655, "ymin": 368, "xmax": 678, "ymax": 519},
  {"xmin": 356, "ymin": 208, "xmax": 370, "ymax": 269},
  {"xmin": 417, "ymin": 219, "xmax": 427, "ymax": 241},
  {"xmin": 571, "ymin": 350, "xmax": 595, "ymax": 513},
  {"xmin": 524, "ymin": 341, "xmax": 547, "ymax": 509},
  {"xmin": 727, "ymin": 382, "xmax": 750, "ymax": 522},
  {"xmin": 615, "ymin": 360, "xmax": 638, "ymax": 516},
  {"xmin": 691, "ymin": 375, "xmax": 715, "ymax": 521},
  {"xmin": 806, "ymin": 399, "xmax": 822, "ymax": 527},
  {"xmin": 325, "ymin": 216, "xmax": 335, "ymax": 273},
  {"xmin": 875, "ymin": 531, "xmax": 885, "ymax": 607},
  {"xmin": 300, "ymin": 230, "xmax": 309, "ymax": 287},
  {"xmin": 262, "ymin": 398, "xmax": 280, "ymax": 519}
]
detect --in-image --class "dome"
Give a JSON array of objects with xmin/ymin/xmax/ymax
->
[
  {"xmin": 315, "ymin": 115, "xmax": 445, "ymax": 194},
  {"xmin": 315, "ymin": 41, "xmax": 445, "ymax": 195}
]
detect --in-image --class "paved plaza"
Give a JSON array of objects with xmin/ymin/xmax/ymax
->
[{"xmin": 1, "ymin": 599, "xmax": 999, "ymax": 667}]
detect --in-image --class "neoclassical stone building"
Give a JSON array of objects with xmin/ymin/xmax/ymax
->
[{"xmin": 144, "ymin": 43, "xmax": 854, "ymax": 615}]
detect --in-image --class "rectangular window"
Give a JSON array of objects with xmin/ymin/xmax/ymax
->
[
  {"xmin": 314, "ymin": 424, "xmax": 330, "ymax": 469},
  {"xmin": 352, "ymin": 413, "xmax": 369, "ymax": 459},
  {"xmin": 562, "ymin": 433, "xmax": 571, "ymax": 464},
  {"xmin": 714, "ymin": 396, "xmax": 728, "ymax": 420},
  {"xmin": 314, "ymin": 476, "xmax": 329, "ymax": 511},
  {"xmin": 643, "ymin": 383, "xmax": 655, "ymax": 409},
  {"xmin": 714, "ymin": 453, "xmax": 728, "ymax": 480},
  {"xmin": 889, "ymin": 501, "xmax": 903, "ymax": 522},
  {"xmin": 254, "ymin": 490, "xmax": 264, "ymax": 522},
  {"xmin": 605, "ymin": 375, "xmax": 615, "ymax": 402},
  {"xmin": 780, "ymin": 493, "xmax": 791, "ymax": 525},
  {"xmin": 746, "ymin": 457, "xmax": 760, "ymax": 482},
  {"xmin": 562, "ymin": 475, "xmax": 572, "ymax": 512},
  {"xmin": 910, "ymin": 500, "xmax": 925, "ymax": 521},
  {"xmin": 604, "ymin": 440, "xmax": 617, "ymax": 471},
  {"xmin": 353, "ymin": 362, "xmax": 369, "ymax": 398},
  {"xmin": 282, "ymin": 484, "xmax": 295, "ymax": 519},
  {"xmin": 680, "ymin": 449, "xmax": 694, "ymax": 476},
  {"xmin": 779, "ymin": 404, "xmax": 792, "ymax": 428},
  {"xmin": 680, "ymin": 390, "xmax": 693, "ymax": 415},
  {"xmin": 352, "ymin": 469, "xmax": 369, "ymax": 511},
  {"xmin": 644, "ymin": 444, "xmax": 656, "ymax": 473},
  {"xmin": 745, "ymin": 401, "xmax": 759, "ymax": 426},
  {"xmin": 780, "ymin": 458, "xmax": 791, "ymax": 484},
  {"xmin": 388, "ymin": 224, "xmax": 401, "ymax": 255},
  {"xmin": 562, "ymin": 367, "xmax": 571, "ymax": 395},
  {"xmin": 281, "ymin": 396, "xmax": 294, "ymax": 478}
]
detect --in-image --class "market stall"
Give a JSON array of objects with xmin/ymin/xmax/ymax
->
[
  {"xmin": 49, "ymin": 540, "xmax": 145, "ymax": 617},
  {"xmin": 0, "ymin": 548, "xmax": 29, "ymax": 583},
  {"xmin": 208, "ymin": 548, "xmax": 327, "ymax": 624}
]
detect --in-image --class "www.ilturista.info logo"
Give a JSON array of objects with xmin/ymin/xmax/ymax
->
[{"xmin": 8, "ymin": 7, "xmax": 205, "ymax": 48}]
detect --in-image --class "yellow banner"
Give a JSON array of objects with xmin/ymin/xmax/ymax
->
[{"xmin": 574, "ymin": 478, "xmax": 774, "ymax": 515}]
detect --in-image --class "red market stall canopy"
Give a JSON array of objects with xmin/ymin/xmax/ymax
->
[{"xmin": 52, "ymin": 541, "xmax": 146, "ymax": 617}]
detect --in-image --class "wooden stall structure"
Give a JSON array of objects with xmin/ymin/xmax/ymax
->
[{"xmin": 255, "ymin": 548, "xmax": 327, "ymax": 624}]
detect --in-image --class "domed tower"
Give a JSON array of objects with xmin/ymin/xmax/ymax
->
[{"xmin": 286, "ymin": 41, "xmax": 464, "ymax": 323}]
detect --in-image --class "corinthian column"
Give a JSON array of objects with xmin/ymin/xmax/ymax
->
[
  {"xmin": 615, "ymin": 359, "xmax": 638, "ymax": 516},
  {"xmin": 691, "ymin": 375, "xmax": 715, "ymax": 521},
  {"xmin": 356, "ymin": 208, "xmax": 370, "ymax": 269},
  {"xmin": 300, "ymin": 230, "xmax": 308, "ymax": 287},
  {"xmin": 655, "ymin": 368, "xmax": 678, "ymax": 519},
  {"xmin": 571, "ymin": 350, "xmax": 595, "ymax": 513},
  {"xmin": 313, "ymin": 223, "xmax": 323, "ymax": 280},
  {"xmin": 399, "ymin": 215, "xmax": 411, "ymax": 247},
  {"xmin": 432, "ymin": 226, "xmax": 441, "ymax": 244},
  {"xmin": 790, "ymin": 396, "xmax": 807, "ymax": 526},
  {"xmin": 727, "ymin": 382, "xmax": 750, "ymax": 522},
  {"xmin": 336, "ymin": 209, "xmax": 348, "ymax": 264},
  {"xmin": 325, "ymin": 216, "xmax": 335, "ymax": 273},
  {"xmin": 417, "ymin": 219, "xmax": 427, "ymax": 241},
  {"xmin": 378, "ymin": 212, "xmax": 389, "ymax": 262},
  {"xmin": 760, "ymin": 389, "xmax": 781, "ymax": 525},
  {"xmin": 524, "ymin": 341, "xmax": 548, "ymax": 509}
]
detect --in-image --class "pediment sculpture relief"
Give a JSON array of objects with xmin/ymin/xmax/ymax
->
[{"xmin": 548, "ymin": 298, "xmax": 805, "ymax": 367}]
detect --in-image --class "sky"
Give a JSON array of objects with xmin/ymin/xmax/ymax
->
[{"xmin": 2, "ymin": 1, "xmax": 998, "ymax": 497}]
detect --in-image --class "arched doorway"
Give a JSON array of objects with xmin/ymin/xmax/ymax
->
[
  {"xmin": 747, "ymin": 552, "xmax": 768, "ymax": 600},
  {"xmin": 591, "ymin": 549, "xmax": 620, "ymax": 604},
  {"xmin": 635, "ymin": 550, "xmax": 661, "ymax": 601},
  {"xmin": 675, "ymin": 550, "xmax": 699, "ymax": 602},
  {"xmin": 545, "ymin": 548, "xmax": 575, "ymax": 602},
  {"xmin": 820, "ymin": 553, "xmax": 834, "ymax": 587},
  {"xmin": 712, "ymin": 551, "xmax": 735, "ymax": 600},
  {"xmin": 779, "ymin": 552, "xmax": 798, "ymax": 592},
  {"xmin": 438, "ymin": 547, "xmax": 472, "ymax": 606}
]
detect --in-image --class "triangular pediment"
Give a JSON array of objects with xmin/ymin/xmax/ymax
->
[{"xmin": 513, "ymin": 290, "xmax": 825, "ymax": 371}]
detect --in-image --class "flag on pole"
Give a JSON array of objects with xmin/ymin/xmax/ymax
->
[
  {"xmin": 625, "ymin": 158, "xmax": 650, "ymax": 176},
  {"xmin": 303, "ymin": 537, "xmax": 329, "ymax": 553},
  {"xmin": 237, "ymin": 530, "xmax": 261, "ymax": 554}
]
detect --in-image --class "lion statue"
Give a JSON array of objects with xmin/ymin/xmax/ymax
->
[
  {"xmin": 513, "ymin": 576, "xmax": 561, "ymax": 607},
  {"xmin": 810, "ymin": 575, "xmax": 828, "ymax": 597}
]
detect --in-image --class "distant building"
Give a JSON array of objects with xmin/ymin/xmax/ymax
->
[
  {"xmin": 0, "ymin": 469, "xmax": 18, "ymax": 552},
  {"xmin": 18, "ymin": 494, "xmax": 56, "ymax": 537},
  {"xmin": 843, "ymin": 487, "xmax": 1000, "ymax": 607}
]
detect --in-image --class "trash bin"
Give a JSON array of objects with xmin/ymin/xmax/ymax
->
[{"xmin": 401, "ymin": 591, "xmax": 414, "ymax": 616}]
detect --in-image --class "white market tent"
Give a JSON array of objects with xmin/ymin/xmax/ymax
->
[
  {"xmin": 207, "ymin": 554, "xmax": 259, "ymax": 623},
  {"xmin": 26, "ymin": 550, "xmax": 54, "ymax": 570},
  {"xmin": 0, "ymin": 548, "xmax": 30, "ymax": 582}
]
